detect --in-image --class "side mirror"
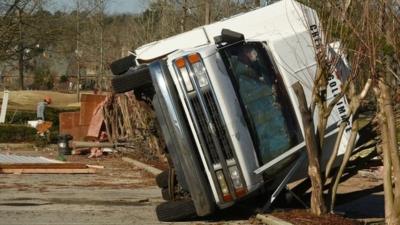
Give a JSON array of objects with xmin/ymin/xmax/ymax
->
[{"xmin": 214, "ymin": 29, "xmax": 245, "ymax": 46}]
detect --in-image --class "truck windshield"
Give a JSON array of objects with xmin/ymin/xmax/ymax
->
[{"xmin": 221, "ymin": 42, "xmax": 302, "ymax": 165}]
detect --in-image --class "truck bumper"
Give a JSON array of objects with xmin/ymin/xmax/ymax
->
[{"xmin": 149, "ymin": 61, "xmax": 216, "ymax": 216}]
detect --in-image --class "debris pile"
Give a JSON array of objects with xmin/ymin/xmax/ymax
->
[
  {"xmin": 59, "ymin": 93, "xmax": 164, "ymax": 161},
  {"xmin": 102, "ymin": 93, "xmax": 163, "ymax": 160}
]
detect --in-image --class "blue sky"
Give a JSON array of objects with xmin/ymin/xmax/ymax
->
[{"xmin": 51, "ymin": 0, "xmax": 150, "ymax": 14}]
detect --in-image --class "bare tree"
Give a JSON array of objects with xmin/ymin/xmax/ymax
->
[
  {"xmin": 0, "ymin": 0, "xmax": 64, "ymax": 89},
  {"xmin": 302, "ymin": 0, "xmax": 400, "ymax": 223},
  {"xmin": 293, "ymin": 82, "xmax": 327, "ymax": 215}
]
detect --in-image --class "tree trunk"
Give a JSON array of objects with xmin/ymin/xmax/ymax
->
[
  {"xmin": 293, "ymin": 82, "xmax": 327, "ymax": 215},
  {"xmin": 327, "ymin": 78, "xmax": 371, "ymax": 211},
  {"xmin": 180, "ymin": 0, "xmax": 188, "ymax": 32},
  {"xmin": 204, "ymin": 0, "xmax": 211, "ymax": 25},
  {"xmin": 377, "ymin": 98, "xmax": 395, "ymax": 224},
  {"xmin": 18, "ymin": 46, "xmax": 24, "ymax": 90},
  {"xmin": 379, "ymin": 80, "xmax": 400, "ymax": 224},
  {"xmin": 18, "ymin": 7, "xmax": 24, "ymax": 90},
  {"xmin": 325, "ymin": 121, "xmax": 346, "ymax": 178},
  {"xmin": 253, "ymin": 0, "xmax": 261, "ymax": 7},
  {"xmin": 329, "ymin": 118, "xmax": 359, "ymax": 211},
  {"xmin": 341, "ymin": 0, "xmax": 352, "ymax": 21}
]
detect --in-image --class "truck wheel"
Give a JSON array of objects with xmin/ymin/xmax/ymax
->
[
  {"xmin": 161, "ymin": 188, "xmax": 172, "ymax": 201},
  {"xmin": 156, "ymin": 200, "xmax": 196, "ymax": 222},
  {"xmin": 110, "ymin": 55, "xmax": 136, "ymax": 75},
  {"xmin": 155, "ymin": 170, "xmax": 168, "ymax": 188},
  {"xmin": 111, "ymin": 66, "xmax": 151, "ymax": 93}
]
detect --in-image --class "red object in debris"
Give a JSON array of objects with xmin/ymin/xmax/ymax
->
[
  {"xmin": 87, "ymin": 101, "xmax": 105, "ymax": 138},
  {"xmin": 89, "ymin": 146, "xmax": 103, "ymax": 158},
  {"xmin": 80, "ymin": 94, "xmax": 106, "ymax": 126},
  {"xmin": 59, "ymin": 94, "xmax": 107, "ymax": 141},
  {"xmin": 59, "ymin": 112, "xmax": 88, "ymax": 140},
  {"xmin": 99, "ymin": 131, "xmax": 108, "ymax": 141}
]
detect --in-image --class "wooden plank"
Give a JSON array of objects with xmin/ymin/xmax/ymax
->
[
  {"xmin": 122, "ymin": 157, "xmax": 162, "ymax": 176},
  {"xmin": 0, "ymin": 168, "xmax": 96, "ymax": 174},
  {"xmin": 72, "ymin": 141, "xmax": 114, "ymax": 148},
  {"xmin": 0, "ymin": 90, "xmax": 9, "ymax": 123},
  {"xmin": 59, "ymin": 111, "xmax": 80, "ymax": 131},
  {"xmin": 59, "ymin": 112, "xmax": 89, "ymax": 140},
  {"xmin": 79, "ymin": 94, "xmax": 106, "ymax": 126},
  {"xmin": 87, "ymin": 165, "xmax": 105, "ymax": 169},
  {"xmin": 0, "ymin": 163, "xmax": 89, "ymax": 169},
  {"xmin": 256, "ymin": 214, "xmax": 293, "ymax": 225}
]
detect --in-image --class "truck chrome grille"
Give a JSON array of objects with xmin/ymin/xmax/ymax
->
[
  {"xmin": 189, "ymin": 89, "xmax": 234, "ymax": 164},
  {"xmin": 203, "ymin": 91, "xmax": 234, "ymax": 160},
  {"xmin": 190, "ymin": 96, "xmax": 219, "ymax": 164}
]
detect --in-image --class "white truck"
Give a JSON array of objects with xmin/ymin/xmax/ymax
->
[{"xmin": 110, "ymin": 0, "xmax": 352, "ymax": 221}]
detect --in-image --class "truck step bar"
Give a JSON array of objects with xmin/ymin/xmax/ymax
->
[{"xmin": 254, "ymin": 142, "xmax": 306, "ymax": 175}]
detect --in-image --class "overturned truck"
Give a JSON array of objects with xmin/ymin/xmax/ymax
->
[{"xmin": 111, "ymin": 0, "xmax": 353, "ymax": 221}]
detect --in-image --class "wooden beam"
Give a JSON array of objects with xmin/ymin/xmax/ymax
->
[
  {"xmin": 0, "ymin": 163, "xmax": 89, "ymax": 169},
  {"xmin": 122, "ymin": 157, "xmax": 162, "ymax": 176},
  {"xmin": 0, "ymin": 168, "xmax": 96, "ymax": 174},
  {"xmin": 71, "ymin": 141, "xmax": 115, "ymax": 148},
  {"xmin": 256, "ymin": 214, "xmax": 293, "ymax": 225}
]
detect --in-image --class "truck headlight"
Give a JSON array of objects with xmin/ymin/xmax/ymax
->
[
  {"xmin": 175, "ymin": 58, "xmax": 194, "ymax": 92},
  {"xmin": 216, "ymin": 170, "xmax": 232, "ymax": 202},
  {"xmin": 180, "ymin": 67, "xmax": 194, "ymax": 92},
  {"xmin": 188, "ymin": 53, "xmax": 209, "ymax": 87},
  {"xmin": 175, "ymin": 53, "xmax": 209, "ymax": 92},
  {"xmin": 229, "ymin": 166, "xmax": 243, "ymax": 189},
  {"xmin": 192, "ymin": 62, "xmax": 209, "ymax": 87},
  {"xmin": 229, "ymin": 166, "xmax": 247, "ymax": 198}
]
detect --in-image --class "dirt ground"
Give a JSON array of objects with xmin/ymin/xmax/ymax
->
[{"xmin": 0, "ymin": 145, "xmax": 384, "ymax": 225}]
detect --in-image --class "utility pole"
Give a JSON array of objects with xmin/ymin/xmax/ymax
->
[
  {"xmin": 18, "ymin": 7, "xmax": 24, "ymax": 90},
  {"xmin": 76, "ymin": 0, "xmax": 80, "ymax": 101},
  {"xmin": 99, "ymin": 0, "xmax": 104, "ymax": 91}
]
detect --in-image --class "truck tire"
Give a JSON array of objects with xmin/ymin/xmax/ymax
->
[
  {"xmin": 156, "ymin": 200, "xmax": 197, "ymax": 222},
  {"xmin": 111, "ymin": 66, "xmax": 151, "ymax": 93},
  {"xmin": 161, "ymin": 188, "xmax": 172, "ymax": 201},
  {"xmin": 155, "ymin": 170, "xmax": 168, "ymax": 188},
  {"xmin": 110, "ymin": 55, "xmax": 136, "ymax": 75}
]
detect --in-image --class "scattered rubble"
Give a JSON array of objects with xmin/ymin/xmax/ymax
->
[{"xmin": 59, "ymin": 93, "xmax": 165, "ymax": 161}]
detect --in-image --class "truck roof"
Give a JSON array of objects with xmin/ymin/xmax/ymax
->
[{"xmin": 135, "ymin": 0, "xmax": 315, "ymax": 61}]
